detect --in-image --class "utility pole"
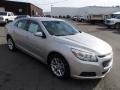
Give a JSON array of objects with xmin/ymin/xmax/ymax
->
[
  {"xmin": 51, "ymin": 4, "xmax": 53, "ymax": 17},
  {"xmin": 39, "ymin": 0, "xmax": 68, "ymax": 17}
]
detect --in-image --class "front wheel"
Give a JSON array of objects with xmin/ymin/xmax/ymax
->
[
  {"xmin": 49, "ymin": 54, "xmax": 70, "ymax": 79},
  {"xmin": 115, "ymin": 23, "xmax": 120, "ymax": 30},
  {"xmin": 81, "ymin": 19, "xmax": 84, "ymax": 23}
]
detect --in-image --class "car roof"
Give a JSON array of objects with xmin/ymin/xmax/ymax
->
[{"xmin": 29, "ymin": 17, "xmax": 64, "ymax": 22}]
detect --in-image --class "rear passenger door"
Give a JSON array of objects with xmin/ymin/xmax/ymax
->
[{"xmin": 14, "ymin": 19, "xmax": 29, "ymax": 50}]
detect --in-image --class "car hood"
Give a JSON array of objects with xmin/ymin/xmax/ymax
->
[{"xmin": 55, "ymin": 32, "xmax": 112, "ymax": 55}]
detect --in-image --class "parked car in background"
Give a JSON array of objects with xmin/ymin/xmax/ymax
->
[
  {"xmin": 5, "ymin": 17, "xmax": 113, "ymax": 79},
  {"xmin": 0, "ymin": 11, "xmax": 17, "ymax": 23},
  {"xmin": 15, "ymin": 15, "xmax": 30, "ymax": 20},
  {"xmin": 77, "ymin": 16, "xmax": 85, "ymax": 22},
  {"xmin": 72, "ymin": 16, "xmax": 78, "ymax": 21},
  {"xmin": 105, "ymin": 15, "xmax": 120, "ymax": 30}
]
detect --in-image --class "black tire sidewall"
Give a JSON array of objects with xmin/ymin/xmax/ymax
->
[
  {"xmin": 107, "ymin": 26, "xmax": 111, "ymax": 29},
  {"xmin": 115, "ymin": 23, "xmax": 120, "ymax": 30}
]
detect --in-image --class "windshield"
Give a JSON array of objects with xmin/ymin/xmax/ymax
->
[
  {"xmin": 42, "ymin": 21, "xmax": 79, "ymax": 36},
  {"xmin": 0, "ymin": 12, "xmax": 7, "ymax": 16}
]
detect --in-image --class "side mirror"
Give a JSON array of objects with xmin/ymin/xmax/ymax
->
[{"xmin": 34, "ymin": 32, "xmax": 46, "ymax": 38}]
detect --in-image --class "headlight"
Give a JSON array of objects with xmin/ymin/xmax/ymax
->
[{"xmin": 72, "ymin": 49, "xmax": 98, "ymax": 62}]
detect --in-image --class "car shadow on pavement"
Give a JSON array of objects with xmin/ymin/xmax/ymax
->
[
  {"xmin": 112, "ymin": 31, "xmax": 120, "ymax": 35},
  {"xmin": 0, "ymin": 24, "xmax": 5, "ymax": 27},
  {"xmin": 0, "ymin": 44, "xmax": 101, "ymax": 90},
  {"xmin": 96, "ymin": 27, "xmax": 114, "ymax": 31},
  {"xmin": 76, "ymin": 23, "xmax": 94, "ymax": 26}
]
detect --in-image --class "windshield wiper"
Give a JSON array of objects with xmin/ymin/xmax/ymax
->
[{"xmin": 54, "ymin": 34, "xmax": 66, "ymax": 36}]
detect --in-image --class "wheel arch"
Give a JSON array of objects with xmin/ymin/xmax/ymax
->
[
  {"xmin": 47, "ymin": 51, "xmax": 70, "ymax": 67},
  {"xmin": 47, "ymin": 51, "xmax": 70, "ymax": 78},
  {"xmin": 6, "ymin": 34, "xmax": 12, "ymax": 40}
]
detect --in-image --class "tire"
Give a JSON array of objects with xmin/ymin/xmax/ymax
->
[
  {"xmin": 115, "ymin": 23, "xmax": 120, "ymax": 30},
  {"xmin": 48, "ymin": 54, "xmax": 70, "ymax": 79},
  {"xmin": 107, "ymin": 26, "xmax": 111, "ymax": 29},
  {"xmin": 7, "ymin": 37, "xmax": 16, "ymax": 51},
  {"xmin": 81, "ymin": 19, "xmax": 84, "ymax": 23}
]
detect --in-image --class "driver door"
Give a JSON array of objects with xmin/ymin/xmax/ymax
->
[{"xmin": 25, "ymin": 20, "xmax": 47, "ymax": 61}]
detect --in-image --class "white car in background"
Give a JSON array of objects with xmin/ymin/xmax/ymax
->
[
  {"xmin": 78, "ymin": 16, "xmax": 86, "ymax": 22},
  {"xmin": 105, "ymin": 16, "xmax": 120, "ymax": 29},
  {"xmin": 0, "ymin": 11, "xmax": 17, "ymax": 24}
]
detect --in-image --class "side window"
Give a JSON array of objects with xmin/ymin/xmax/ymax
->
[
  {"xmin": 11, "ymin": 13, "xmax": 14, "ymax": 16},
  {"xmin": 28, "ymin": 21, "xmax": 43, "ymax": 33},
  {"xmin": 15, "ymin": 20, "xmax": 27, "ymax": 30},
  {"xmin": 8, "ymin": 13, "xmax": 11, "ymax": 16},
  {"xmin": 117, "ymin": 16, "xmax": 120, "ymax": 19}
]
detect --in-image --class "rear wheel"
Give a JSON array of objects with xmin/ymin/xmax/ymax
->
[
  {"xmin": 107, "ymin": 25, "xmax": 111, "ymax": 29},
  {"xmin": 7, "ymin": 37, "xmax": 16, "ymax": 51},
  {"xmin": 115, "ymin": 23, "xmax": 120, "ymax": 31},
  {"xmin": 48, "ymin": 54, "xmax": 70, "ymax": 79}
]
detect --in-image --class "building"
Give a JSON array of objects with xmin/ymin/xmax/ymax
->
[
  {"xmin": 51, "ymin": 6, "xmax": 120, "ymax": 18},
  {"xmin": 79, "ymin": 6, "xmax": 120, "ymax": 19},
  {"xmin": 44, "ymin": 12, "xmax": 51, "ymax": 16},
  {"xmin": 51, "ymin": 7, "xmax": 80, "ymax": 17},
  {"xmin": 0, "ymin": 0, "xmax": 43, "ymax": 16}
]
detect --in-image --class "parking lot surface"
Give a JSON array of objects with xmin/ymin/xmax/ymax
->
[{"xmin": 0, "ymin": 21, "xmax": 120, "ymax": 90}]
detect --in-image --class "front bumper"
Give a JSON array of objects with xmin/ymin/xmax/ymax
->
[
  {"xmin": 69, "ymin": 53, "xmax": 113, "ymax": 79},
  {"xmin": 105, "ymin": 21, "xmax": 115, "ymax": 26}
]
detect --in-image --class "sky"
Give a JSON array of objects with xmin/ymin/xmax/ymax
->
[{"xmin": 9, "ymin": 0, "xmax": 120, "ymax": 12}]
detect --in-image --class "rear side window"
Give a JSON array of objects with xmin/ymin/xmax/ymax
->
[
  {"xmin": 0, "ymin": 12, "xmax": 7, "ymax": 15},
  {"xmin": 15, "ymin": 20, "xmax": 27, "ymax": 30}
]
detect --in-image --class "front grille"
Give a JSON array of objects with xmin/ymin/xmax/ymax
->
[
  {"xmin": 102, "ymin": 60, "xmax": 111, "ymax": 67},
  {"xmin": 80, "ymin": 72, "xmax": 96, "ymax": 77},
  {"xmin": 97, "ymin": 53, "xmax": 112, "ymax": 68},
  {"xmin": 97, "ymin": 53, "xmax": 111, "ymax": 58}
]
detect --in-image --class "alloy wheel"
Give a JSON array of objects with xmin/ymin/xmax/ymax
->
[{"xmin": 50, "ymin": 58, "xmax": 65, "ymax": 77}]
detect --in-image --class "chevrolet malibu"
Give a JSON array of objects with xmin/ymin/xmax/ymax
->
[{"xmin": 5, "ymin": 17, "xmax": 113, "ymax": 79}]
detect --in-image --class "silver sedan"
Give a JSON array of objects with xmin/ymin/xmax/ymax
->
[{"xmin": 5, "ymin": 17, "xmax": 113, "ymax": 79}]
